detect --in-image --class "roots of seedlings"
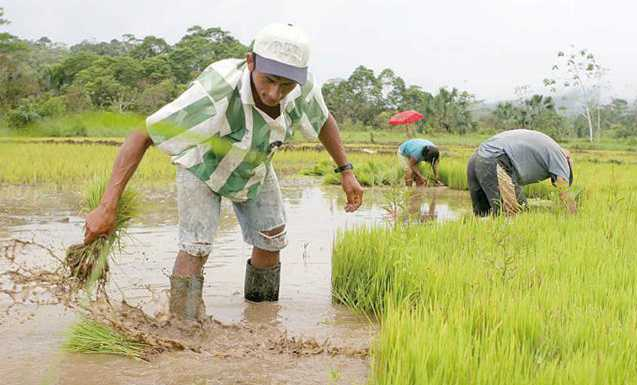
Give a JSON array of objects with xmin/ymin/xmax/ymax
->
[{"xmin": 65, "ymin": 241, "xmax": 110, "ymax": 289}]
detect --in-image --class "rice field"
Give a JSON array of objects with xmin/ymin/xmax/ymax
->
[
  {"xmin": 2, "ymin": 140, "xmax": 628, "ymax": 190},
  {"xmin": 331, "ymin": 160, "xmax": 637, "ymax": 384},
  {"xmin": 3, "ymin": 137, "xmax": 636, "ymax": 383},
  {"xmin": 0, "ymin": 142, "xmax": 393, "ymax": 186}
]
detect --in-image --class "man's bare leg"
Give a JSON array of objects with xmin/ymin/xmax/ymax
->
[
  {"xmin": 250, "ymin": 247, "xmax": 279, "ymax": 268},
  {"xmin": 173, "ymin": 250, "xmax": 208, "ymax": 276}
]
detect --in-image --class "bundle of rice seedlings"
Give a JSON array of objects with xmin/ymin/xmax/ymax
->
[
  {"xmin": 496, "ymin": 163, "xmax": 520, "ymax": 215},
  {"xmin": 65, "ymin": 178, "xmax": 139, "ymax": 289},
  {"xmin": 63, "ymin": 318, "xmax": 149, "ymax": 360}
]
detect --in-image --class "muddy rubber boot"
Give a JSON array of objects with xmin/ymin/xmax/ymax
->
[
  {"xmin": 244, "ymin": 259, "xmax": 281, "ymax": 302},
  {"xmin": 169, "ymin": 275, "xmax": 205, "ymax": 320}
]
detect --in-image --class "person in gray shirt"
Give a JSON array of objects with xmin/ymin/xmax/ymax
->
[{"xmin": 467, "ymin": 129, "xmax": 576, "ymax": 216}]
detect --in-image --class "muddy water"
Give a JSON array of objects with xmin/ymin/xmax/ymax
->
[{"xmin": 0, "ymin": 179, "xmax": 470, "ymax": 385}]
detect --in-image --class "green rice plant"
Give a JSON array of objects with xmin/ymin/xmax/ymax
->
[
  {"xmin": 65, "ymin": 178, "xmax": 139, "ymax": 289},
  {"xmin": 299, "ymin": 159, "xmax": 333, "ymax": 176},
  {"xmin": 63, "ymin": 318, "xmax": 148, "ymax": 359},
  {"xmin": 371, "ymin": 297, "xmax": 637, "ymax": 385},
  {"xmin": 437, "ymin": 159, "xmax": 468, "ymax": 190},
  {"xmin": 322, "ymin": 160, "xmax": 403, "ymax": 187},
  {"xmin": 357, "ymin": 161, "xmax": 402, "ymax": 186},
  {"xmin": 333, "ymin": 162, "xmax": 637, "ymax": 385},
  {"xmin": 523, "ymin": 180, "xmax": 553, "ymax": 199}
]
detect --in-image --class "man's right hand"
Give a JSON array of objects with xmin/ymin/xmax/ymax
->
[
  {"xmin": 84, "ymin": 204, "xmax": 117, "ymax": 244},
  {"xmin": 81, "ymin": 129, "xmax": 153, "ymax": 245}
]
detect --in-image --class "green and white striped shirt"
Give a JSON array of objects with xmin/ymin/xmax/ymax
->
[{"xmin": 146, "ymin": 58, "xmax": 329, "ymax": 202}]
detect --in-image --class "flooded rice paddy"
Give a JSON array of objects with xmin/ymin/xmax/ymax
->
[{"xmin": 0, "ymin": 178, "xmax": 470, "ymax": 385}]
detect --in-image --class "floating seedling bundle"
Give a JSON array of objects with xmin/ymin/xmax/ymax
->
[
  {"xmin": 64, "ymin": 318, "xmax": 150, "ymax": 359},
  {"xmin": 65, "ymin": 178, "xmax": 139, "ymax": 290}
]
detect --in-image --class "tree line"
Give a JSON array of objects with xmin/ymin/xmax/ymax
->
[
  {"xmin": 0, "ymin": 7, "xmax": 635, "ymax": 139},
  {"xmin": 1, "ymin": 9, "xmax": 247, "ymax": 127}
]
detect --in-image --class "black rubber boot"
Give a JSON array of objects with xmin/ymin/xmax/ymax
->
[
  {"xmin": 244, "ymin": 259, "xmax": 281, "ymax": 302},
  {"xmin": 169, "ymin": 275, "xmax": 205, "ymax": 320}
]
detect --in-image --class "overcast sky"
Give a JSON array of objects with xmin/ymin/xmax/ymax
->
[{"xmin": 3, "ymin": 0, "xmax": 636, "ymax": 101}]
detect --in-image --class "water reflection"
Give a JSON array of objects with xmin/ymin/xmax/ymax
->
[
  {"xmin": 406, "ymin": 186, "xmax": 438, "ymax": 224},
  {"xmin": 242, "ymin": 302, "xmax": 282, "ymax": 326}
]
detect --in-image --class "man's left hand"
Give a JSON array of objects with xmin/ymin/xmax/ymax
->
[{"xmin": 341, "ymin": 171, "xmax": 363, "ymax": 212}]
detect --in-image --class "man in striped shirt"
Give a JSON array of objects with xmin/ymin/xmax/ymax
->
[{"xmin": 83, "ymin": 24, "xmax": 364, "ymax": 320}]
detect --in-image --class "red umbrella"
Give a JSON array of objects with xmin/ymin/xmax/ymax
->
[{"xmin": 388, "ymin": 110, "xmax": 424, "ymax": 126}]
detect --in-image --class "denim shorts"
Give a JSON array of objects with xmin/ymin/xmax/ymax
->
[{"xmin": 176, "ymin": 165, "xmax": 288, "ymax": 256}]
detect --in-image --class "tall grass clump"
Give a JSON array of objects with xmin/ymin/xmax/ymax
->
[
  {"xmin": 299, "ymin": 159, "xmax": 333, "ymax": 176},
  {"xmin": 65, "ymin": 178, "xmax": 139, "ymax": 289},
  {"xmin": 323, "ymin": 160, "xmax": 404, "ymax": 187},
  {"xmin": 63, "ymin": 319, "xmax": 148, "ymax": 359},
  {"xmin": 332, "ymin": 162, "xmax": 637, "ymax": 384},
  {"xmin": 437, "ymin": 159, "xmax": 468, "ymax": 190}
]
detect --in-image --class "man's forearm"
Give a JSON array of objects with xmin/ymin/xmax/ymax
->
[
  {"xmin": 318, "ymin": 113, "xmax": 349, "ymax": 167},
  {"xmin": 317, "ymin": 113, "xmax": 363, "ymax": 212},
  {"xmin": 101, "ymin": 129, "xmax": 153, "ymax": 210}
]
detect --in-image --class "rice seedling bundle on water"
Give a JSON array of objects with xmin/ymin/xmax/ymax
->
[
  {"xmin": 65, "ymin": 178, "xmax": 139, "ymax": 290},
  {"xmin": 63, "ymin": 318, "xmax": 149, "ymax": 360}
]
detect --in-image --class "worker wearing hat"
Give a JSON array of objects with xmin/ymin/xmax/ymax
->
[{"xmin": 83, "ymin": 23, "xmax": 364, "ymax": 320}]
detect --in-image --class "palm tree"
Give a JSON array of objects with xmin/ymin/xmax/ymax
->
[
  {"xmin": 522, "ymin": 95, "xmax": 555, "ymax": 128},
  {"xmin": 494, "ymin": 102, "xmax": 517, "ymax": 130}
]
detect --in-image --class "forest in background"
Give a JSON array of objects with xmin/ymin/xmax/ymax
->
[{"xmin": 1, "ymin": 7, "xmax": 636, "ymax": 141}]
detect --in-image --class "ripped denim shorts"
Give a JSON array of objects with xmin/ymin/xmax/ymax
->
[{"xmin": 176, "ymin": 165, "xmax": 287, "ymax": 256}]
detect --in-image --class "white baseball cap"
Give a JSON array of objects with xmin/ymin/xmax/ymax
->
[{"xmin": 252, "ymin": 23, "xmax": 310, "ymax": 85}]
